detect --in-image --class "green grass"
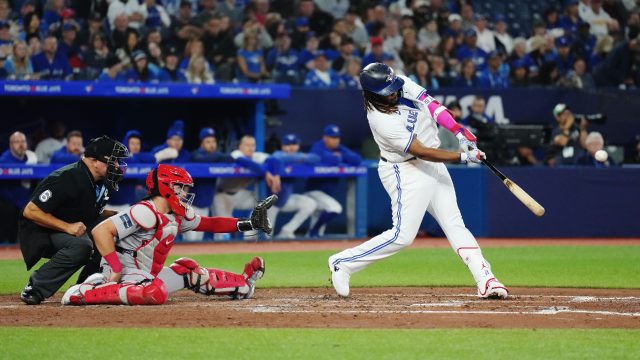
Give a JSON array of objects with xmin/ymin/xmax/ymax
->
[
  {"xmin": 1, "ymin": 246, "xmax": 639, "ymax": 294},
  {"xmin": 0, "ymin": 328, "xmax": 638, "ymax": 359}
]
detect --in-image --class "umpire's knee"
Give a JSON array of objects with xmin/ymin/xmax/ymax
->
[{"xmin": 69, "ymin": 235, "xmax": 94, "ymax": 264}]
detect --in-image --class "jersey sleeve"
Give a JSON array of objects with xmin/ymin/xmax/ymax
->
[
  {"xmin": 111, "ymin": 208, "xmax": 142, "ymax": 240},
  {"xmin": 31, "ymin": 174, "xmax": 72, "ymax": 214},
  {"xmin": 181, "ymin": 213, "xmax": 202, "ymax": 233}
]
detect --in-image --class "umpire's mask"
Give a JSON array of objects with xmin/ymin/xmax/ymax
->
[{"xmin": 85, "ymin": 135, "xmax": 130, "ymax": 191}]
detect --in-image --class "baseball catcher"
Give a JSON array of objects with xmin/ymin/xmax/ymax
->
[{"xmin": 62, "ymin": 164, "xmax": 277, "ymax": 305}]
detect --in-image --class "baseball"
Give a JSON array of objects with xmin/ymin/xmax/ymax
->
[{"xmin": 595, "ymin": 150, "xmax": 608, "ymax": 162}]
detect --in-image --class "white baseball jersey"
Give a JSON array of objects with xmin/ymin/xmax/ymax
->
[{"xmin": 367, "ymin": 75, "xmax": 440, "ymax": 163}]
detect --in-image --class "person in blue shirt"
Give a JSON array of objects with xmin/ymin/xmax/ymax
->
[
  {"xmin": 265, "ymin": 32, "xmax": 301, "ymax": 85},
  {"xmin": 303, "ymin": 51, "xmax": 341, "ymax": 88},
  {"xmin": 0, "ymin": 131, "xmax": 38, "ymax": 243},
  {"xmin": 550, "ymin": 36, "xmax": 575, "ymax": 76},
  {"xmin": 96, "ymin": 55, "xmax": 127, "ymax": 82},
  {"xmin": 362, "ymin": 36, "xmax": 393, "ymax": 67},
  {"xmin": 50, "ymin": 130, "xmax": 83, "ymax": 164},
  {"xmin": 339, "ymin": 57, "xmax": 362, "ymax": 90},
  {"xmin": 186, "ymin": 127, "xmax": 235, "ymax": 241},
  {"xmin": 305, "ymin": 125, "xmax": 362, "ymax": 237},
  {"xmin": 151, "ymin": 120, "xmax": 191, "ymax": 163},
  {"xmin": 126, "ymin": 50, "xmax": 164, "ymax": 83},
  {"xmin": 559, "ymin": 0, "xmax": 583, "ymax": 35},
  {"xmin": 31, "ymin": 35, "xmax": 72, "ymax": 80},
  {"xmin": 453, "ymin": 58, "xmax": 479, "ymax": 88},
  {"xmin": 268, "ymin": 134, "xmax": 320, "ymax": 239},
  {"xmin": 478, "ymin": 51, "xmax": 509, "ymax": 89},
  {"xmin": 236, "ymin": 31, "xmax": 269, "ymax": 83},
  {"xmin": 456, "ymin": 29, "xmax": 488, "ymax": 71},
  {"xmin": 107, "ymin": 130, "xmax": 156, "ymax": 213}
]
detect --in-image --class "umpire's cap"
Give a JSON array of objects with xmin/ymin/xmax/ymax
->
[
  {"xmin": 85, "ymin": 136, "xmax": 128, "ymax": 163},
  {"xmin": 359, "ymin": 63, "xmax": 404, "ymax": 96}
]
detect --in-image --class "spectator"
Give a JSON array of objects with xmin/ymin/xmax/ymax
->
[
  {"xmin": 126, "ymin": 50, "xmax": 163, "ymax": 83},
  {"xmin": 123, "ymin": 27, "xmax": 142, "ymax": 59},
  {"xmin": 0, "ymin": 131, "xmax": 37, "ymax": 243},
  {"xmin": 305, "ymin": 124, "xmax": 361, "ymax": 237},
  {"xmin": 266, "ymin": 32, "xmax": 301, "ymax": 85},
  {"xmin": 217, "ymin": 0, "xmax": 244, "ymax": 28},
  {"xmin": 581, "ymin": 0, "xmax": 619, "ymax": 37},
  {"xmin": 538, "ymin": 61, "xmax": 562, "ymax": 86},
  {"xmin": 590, "ymin": 34, "xmax": 614, "ymax": 69},
  {"xmin": 203, "ymin": 16, "xmax": 236, "ymax": 82},
  {"xmin": 84, "ymin": 33, "xmax": 111, "ymax": 80},
  {"xmin": 268, "ymin": 133, "xmax": 319, "ymax": 239},
  {"xmin": 479, "ymin": 51, "xmax": 509, "ymax": 89},
  {"xmin": 233, "ymin": 19, "xmax": 273, "ymax": 51},
  {"xmin": 344, "ymin": 6, "xmax": 369, "ymax": 52},
  {"xmin": 363, "ymin": 36, "xmax": 394, "ymax": 67},
  {"xmin": 314, "ymin": 0, "xmax": 349, "ymax": 19},
  {"xmin": 365, "ymin": 5, "xmax": 386, "ymax": 37},
  {"xmin": 304, "ymin": 51, "xmax": 341, "ymax": 88},
  {"xmin": 544, "ymin": 7, "xmax": 564, "ymax": 37},
  {"xmin": 151, "ymin": 120, "xmax": 190, "ymax": 163},
  {"xmin": 76, "ymin": 12, "xmax": 104, "ymax": 49},
  {"xmin": 186, "ymin": 127, "xmax": 235, "ymax": 241},
  {"xmin": 298, "ymin": 31, "xmax": 321, "ymax": 70},
  {"xmin": 473, "ymin": 14, "xmax": 495, "ymax": 53},
  {"xmin": 107, "ymin": 0, "xmax": 147, "ymax": 30},
  {"xmin": 462, "ymin": 96, "xmax": 495, "ymax": 130},
  {"xmin": 398, "ymin": 28, "xmax": 421, "ymax": 71},
  {"xmin": 547, "ymin": 103, "xmax": 588, "ymax": 166},
  {"xmin": 383, "ymin": 19, "xmax": 403, "ymax": 59},
  {"xmin": 27, "ymin": 35, "xmax": 41, "ymax": 57},
  {"xmin": 493, "ymin": 14, "xmax": 513, "ymax": 54},
  {"xmin": 291, "ymin": 16, "xmax": 312, "ymax": 50},
  {"xmin": 552, "ymin": 36, "xmax": 575, "ymax": 76},
  {"xmin": 35, "ymin": 120, "xmax": 66, "ymax": 164},
  {"xmin": 169, "ymin": 0, "xmax": 202, "ymax": 53},
  {"xmin": 560, "ymin": 57, "xmax": 596, "ymax": 90},
  {"xmin": 5, "ymin": 40, "xmax": 35, "ymax": 80},
  {"xmin": 21, "ymin": 11, "xmax": 44, "ymax": 42},
  {"xmin": 31, "ymin": 35, "xmax": 72, "ymax": 80},
  {"xmin": 560, "ymin": 0, "xmax": 583, "ymax": 35},
  {"xmin": 460, "ymin": 3, "xmax": 475, "ymax": 31},
  {"xmin": 96, "ymin": 55, "xmax": 127, "ymax": 82},
  {"xmin": 107, "ymin": 129, "xmax": 156, "ymax": 214},
  {"xmin": 418, "ymin": 18, "xmax": 441, "ymax": 53},
  {"xmin": 161, "ymin": 46, "xmax": 186, "ymax": 82},
  {"xmin": 214, "ymin": 135, "xmax": 282, "ymax": 239},
  {"xmin": 409, "ymin": 58, "xmax": 439, "ymax": 90},
  {"xmin": 453, "ymin": 58, "xmax": 479, "ymax": 88},
  {"xmin": 443, "ymin": 13, "xmax": 464, "ymax": 46},
  {"xmin": 57, "ymin": 23, "xmax": 81, "ymax": 62},
  {"xmin": 193, "ymin": 0, "xmax": 218, "ymax": 26},
  {"xmin": 147, "ymin": 41, "xmax": 164, "ymax": 68},
  {"xmin": 50, "ymin": 130, "xmax": 83, "ymax": 164},
  {"xmin": 185, "ymin": 54, "xmax": 214, "ymax": 84},
  {"xmin": 572, "ymin": 22, "xmax": 597, "ymax": 61},
  {"xmin": 236, "ymin": 30, "xmax": 269, "ymax": 83},
  {"xmin": 109, "ymin": 14, "xmax": 130, "ymax": 51},
  {"xmin": 297, "ymin": 0, "xmax": 334, "ymax": 39},
  {"xmin": 575, "ymin": 131, "xmax": 614, "ymax": 166},
  {"xmin": 142, "ymin": 0, "xmax": 171, "ymax": 30},
  {"xmin": 593, "ymin": 34, "xmax": 640, "ymax": 88},
  {"xmin": 430, "ymin": 54, "xmax": 452, "ymax": 87},
  {"xmin": 509, "ymin": 58, "xmax": 530, "ymax": 87},
  {"xmin": 437, "ymin": 35, "xmax": 460, "ymax": 71},
  {"xmin": 456, "ymin": 29, "xmax": 488, "ymax": 71},
  {"xmin": 339, "ymin": 56, "xmax": 362, "ymax": 89}
]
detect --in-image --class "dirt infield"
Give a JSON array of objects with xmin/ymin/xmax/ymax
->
[
  {"xmin": 2, "ymin": 238, "xmax": 639, "ymax": 329},
  {"xmin": 1, "ymin": 287, "xmax": 639, "ymax": 329}
]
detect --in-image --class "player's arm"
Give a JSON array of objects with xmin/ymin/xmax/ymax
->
[
  {"xmin": 192, "ymin": 195, "xmax": 278, "ymax": 234},
  {"xmin": 407, "ymin": 137, "xmax": 484, "ymax": 164},
  {"xmin": 92, "ymin": 218, "xmax": 122, "ymax": 282},
  {"xmin": 101, "ymin": 209, "xmax": 119, "ymax": 217},
  {"xmin": 23, "ymin": 201, "xmax": 86, "ymax": 236}
]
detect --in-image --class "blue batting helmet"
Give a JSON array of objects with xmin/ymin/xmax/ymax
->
[{"xmin": 359, "ymin": 63, "xmax": 404, "ymax": 96}]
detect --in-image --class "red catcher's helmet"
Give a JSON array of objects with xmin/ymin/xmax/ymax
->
[{"xmin": 146, "ymin": 164, "xmax": 195, "ymax": 217}]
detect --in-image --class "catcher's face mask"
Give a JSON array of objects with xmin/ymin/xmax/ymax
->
[{"xmin": 106, "ymin": 141, "xmax": 130, "ymax": 191}]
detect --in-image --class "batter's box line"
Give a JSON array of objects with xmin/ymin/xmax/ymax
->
[{"xmin": 249, "ymin": 308, "xmax": 640, "ymax": 317}]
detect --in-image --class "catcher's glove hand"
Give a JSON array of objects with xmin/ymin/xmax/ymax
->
[{"xmin": 237, "ymin": 195, "xmax": 278, "ymax": 234}]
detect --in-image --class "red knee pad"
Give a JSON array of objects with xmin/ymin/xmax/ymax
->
[{"xmin": 127, "ymin": 278, "xmax": 168, "ymax": 305}]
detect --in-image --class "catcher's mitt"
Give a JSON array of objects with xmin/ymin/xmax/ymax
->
[{"xmin": 237, "ymin": 195, "xmax": 278, "ymax": 234}]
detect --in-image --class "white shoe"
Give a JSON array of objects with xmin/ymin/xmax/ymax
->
[
  {"xmin": 61, "ymin": 273, "xmax": 106, "ymax": 305},
  {"xmin": 478, "ymin": 278, "xmax": 509, "ymax": 299},
  {"xmin": 328, "ymin": 255, "xmax": 350, "ymax": 297}
]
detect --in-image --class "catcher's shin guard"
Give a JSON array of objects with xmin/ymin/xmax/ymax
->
[{"xmin": 63, "ymin": 278, "xmax": 168, "ymax": 305}]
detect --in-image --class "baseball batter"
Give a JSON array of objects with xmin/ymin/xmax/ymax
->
[
  {"xmin": 61, "ymin": 165, "xmax": 276, "ymax": 305},
  {"xmin": 328, "ymin": 63, "xmax": 508, "ymax": 299}
]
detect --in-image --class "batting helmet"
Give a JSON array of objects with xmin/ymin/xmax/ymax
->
[
  {"xmin": 146, "ymin": 164, "xmax": 194, "ymax": 218},
  {"xmin": 359, "ymin": 62, "xmax": 404, "ymax": 96}
]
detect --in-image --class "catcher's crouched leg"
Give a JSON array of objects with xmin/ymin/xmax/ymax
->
[
  {"xmin": 62, "ymin": 276, "xmax": 168, "ymax": 305},
  {"xmin": 169, "ymin": 257, "xmax": 265, "ymax": 299}
]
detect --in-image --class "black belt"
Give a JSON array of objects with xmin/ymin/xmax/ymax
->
[
  {"xmin": 380, "ymin": 156, "xmax": 417, "ymax": 163},
  {"xmin": 116, "ymin": 245, "xmax": 137, "ymax": 258}
]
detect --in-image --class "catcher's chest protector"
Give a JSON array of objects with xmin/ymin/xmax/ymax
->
[{"xmin": 132, "ymin": 202, "xmax": 182, "ymax": 276}]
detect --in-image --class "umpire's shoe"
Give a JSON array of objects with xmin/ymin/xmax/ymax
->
[
  {"xmin": 328, "ymin": 255, "xmax": 350, "ymax": 297},
  {"xmin": 20, "ymin": 281, "xmax": 43, "ymax": 305}
]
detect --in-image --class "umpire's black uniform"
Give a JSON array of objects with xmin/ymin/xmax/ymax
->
[{"xmin": 19, "ymin": 136, "xmax": 128, "ymax": 305}]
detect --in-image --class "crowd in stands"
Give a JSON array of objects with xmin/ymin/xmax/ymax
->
[{"xmin": 0, "ymin": 0, "xmax": 639, "ymax": 89}]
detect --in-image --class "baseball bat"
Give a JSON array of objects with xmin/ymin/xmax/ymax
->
[{"xmin": 481, "ymin": 159, "xmax": 545, "ymax": 217}]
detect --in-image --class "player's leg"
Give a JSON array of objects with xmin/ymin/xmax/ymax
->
[
  {"xmin": 182, "ymin": 205, "xmax": 209, "ymax": 241},
  {"xmin": 159, "ymin": 256, "xmax": 265, "ymax": 299},
  {"xmin": 62, "ymin": 271, "xmax": 168, "ymax": 306},
  {"xmin": 305, "ymin": 191, "xmax": 342, "ymax": 236},
  {"xmin": 426, "ymin": 163, "xmax": 508, "ymax": 299},
  {"xmin": 328, "ymin": 162, "xmax": 435, "ymax": 296},
  {"xmin": 267, "ymin": 205, "xmax": 280, "ymax": 237},
  {"xmin": 277, "ymin": 194, "xmax": 317, "ymax": 238}
]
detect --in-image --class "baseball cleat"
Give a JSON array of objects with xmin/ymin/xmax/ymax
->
[
  {"xmin": 243, "ymin": 256, "xmax": 265, "ymax": 299},
  {"xmin": 20, "ymin": 281, "xmax": 43, "ymax": 305},
  {"xmin": 478, "ymin": 278, "xmax": 509, "ymax": 299},
  {"xmin": 328, "ymin": 256, "xmax": 350, "ymax": 297},
  {"xmin": 61, "ymin": 273, "xmax": 106, "ymax": 305}
]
